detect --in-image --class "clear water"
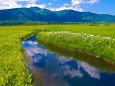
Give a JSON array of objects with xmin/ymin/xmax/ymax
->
[{"xmin": 22, "ymin": 34, "xmax": 115, "ymax": 86}]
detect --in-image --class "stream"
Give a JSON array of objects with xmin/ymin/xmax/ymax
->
[{"xmin": 22, "ymin": 34, "xmax": 115, "ymax": 86}]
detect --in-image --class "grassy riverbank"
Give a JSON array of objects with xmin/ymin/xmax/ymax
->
[
  {"xmin": 0, "ymin": 26, "xmax": 44, "ymax": 86},
  {"xmin": 38, "ymin": 40, "xmax": 115, "ymax": 73},
  {"xmin": 37, "ymin": 24, "xmax": 115, "ymax": 63}
]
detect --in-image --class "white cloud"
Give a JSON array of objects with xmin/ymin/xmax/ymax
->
[
  {"xmin": 15, "ymin": 0, "xmax": 37, "ymax": 4},
  {"xmin": 25, "ymin": 4, "xmax": 46, "ymax": 8},
  {"xmin": 48, "ymin": 0, "xmax": 84, "ymax": 12},
  {"xmin": 86, "ymin": 0, "xmax": 99, "ymax": 4},
  {"xmin": 48, "ymin": 3, "xmax": 52, "ymax": 5},
  {"xmin": 28, "ymin": 0, "xmax": 37, "ymax": 4},
  {"xmin": 0, "ymin": 0, "xmax": 38, "ymax": 9},
  {"xmin": 48, "ymin": 5, "xmax": 83, "ymax": 12},
  {"xmin": 64, "ymin": 3, "xmax": 69, "ymax": 6},
  {"xmin": 0, "ymin": 0, "xmax": 22, "ymax": 9},
  {"xmin": 71, "ymin": 5, "xmax": 83, "ymax": 11},
  {"xmin": 48, "ymin": 7, "xmax": 71, "ymax": 11},
  {"xmin": 72, "ymin": 0, "xmax": 83, "ymax": 5},
  {"xmin": 71, "ymin": 0, "xmax": 99, "ymax": 5},
  {"xmin": 69, "ymin": 0, "xmax": 99, "ymax": 11},
  {"xmin": 0, "ymin": 0, "xmax": 99, "ymax": 11},
  {"xmin": 48, "ymin": 0, "xmax": 99, "ymax": 12}
]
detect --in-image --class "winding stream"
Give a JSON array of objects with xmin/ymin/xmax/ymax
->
[{"xmin": 22, "ymin": 34, "xmax": 115, "ymax": 86}]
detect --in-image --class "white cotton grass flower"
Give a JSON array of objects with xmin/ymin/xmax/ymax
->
[{"xmin": 46, "ymin": 31, "xmax": 114, "ymax": 41}]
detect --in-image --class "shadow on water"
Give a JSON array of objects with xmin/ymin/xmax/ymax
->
[{"xmin": 22, "ymin": 34, "xmax": 115, "ymax": 86}]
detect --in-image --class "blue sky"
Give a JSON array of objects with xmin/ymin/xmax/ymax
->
[{"xmin": 0, "ymin": 0, "xmax": 115, "ymax": 15}]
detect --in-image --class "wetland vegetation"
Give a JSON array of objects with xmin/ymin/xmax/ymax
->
[
  {"xmin": 37, "ymin": 24, "xmax": 115, "ymax": 63},
  {"xmin": 0, "ymin": 25, "xmax": 45, "ymax": 86},
  {"xmin": 0, "ymin": 24, "xmax": 115, "ymax": 86}
]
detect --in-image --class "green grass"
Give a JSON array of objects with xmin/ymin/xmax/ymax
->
[
  {"xmin": 37, "ymin": 24, "xmax": 115, "ymax": 63},
  {"xmin": 0, "ymin": 25, "xmax": 45, "ymax": 86},
  {"xmin": 46, "ymin": 24, "xmax": 115, "ymax": 38},
  {"xmin": 1, "ymin": 24, "xmax": 115, "ymax": 85},
  {"xmin": 38, "ymin": 39, "xmax": 115, "ymax": 73}
]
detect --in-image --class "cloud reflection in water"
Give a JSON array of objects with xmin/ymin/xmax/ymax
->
[{"xmin": 22, "ymin": 40, "xmax": 101, "ymax": 80}]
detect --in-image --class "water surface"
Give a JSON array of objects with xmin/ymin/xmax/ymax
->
[{"xmin": 22, "ymin": 34, "xmax": 115, "ymax": 86}]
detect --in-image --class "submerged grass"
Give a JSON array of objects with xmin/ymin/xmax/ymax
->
[
  {"xmin": 37, "ymin": 24, "xmax": 115, "ymax": 63},
  {"xmin": 0, "ymin": 25, "xmax": 44, "ymax": 86}
]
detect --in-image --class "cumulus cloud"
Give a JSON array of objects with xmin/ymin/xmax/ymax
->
[
  {"xmin": 48, "ymin": 5, "xmax": 83, "ymax": 12},
  {"xmin": 48, "ymin": 3, "xmax": 52, "ymax": 6},
  {"xmin": 71, "ymin": 0, "xmax": 99, "ymax": 5},
  {"xmin": 48, "ymin": 6, "xmax": 72, "ymax": 11},
  {"xmin": 48, "ymin": 0, "xmax": 99, "ymax": 12},
  {"xmin": 70, "ymin": 0, "xmax": 99, "ymax": 11},
  {"xmin": 64, "ymin": 3, "xmax": 69, "ymax": 6},
  {"xmin": 0, "ymin": 0, "xmax": 99, "ymax": 11},
  {"xmin": 25, "ymin": 4, "xmax": 46, "ymax": 8},
  {"xmin": 0, "ymin": 0, "xmax": 22, "ymax": 9},
  {"xmin": 27, "ymin": 0, "xmax": 37, "ymax": 4},
  {"xmin": 72, "ymin": 0, "xmax": 83, "ymax": 5},
  {"xmin": 86, "ymin": 0, "xmax": 99, "ymax": 4},
  {"xmin": 0, "ymin": 0, "xmax": 38, "ymax": 9}
]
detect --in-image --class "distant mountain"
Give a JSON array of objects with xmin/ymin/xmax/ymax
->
[{"xmin": 0, "ymin": 7, "xmax": 115, "ymax": 22}]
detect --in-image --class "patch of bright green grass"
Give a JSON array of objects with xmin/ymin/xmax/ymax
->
[
  {"xmin": 0, "ymin": 25, "xmax": 44, "ymax": 86},
  {"xmin": 37, "ymin": 24, "xmax": 115, "ymax": 63},
  {"xmin": 47, "ymin": 24, "xmax": 115, "ymax": 38}
]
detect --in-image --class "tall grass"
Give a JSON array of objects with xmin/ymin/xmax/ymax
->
[
  {"xmin": 37, "ymin": 24, "xmax": 115, "ymax": 63},
  {"xmin": 0, "ymin": 25, "xmax": 44, "ymax": 86}
]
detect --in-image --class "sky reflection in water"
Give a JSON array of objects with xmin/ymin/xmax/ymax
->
[{"xmin": 22, "ymin": 34, "xmax": 115, "ymax": 86}]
